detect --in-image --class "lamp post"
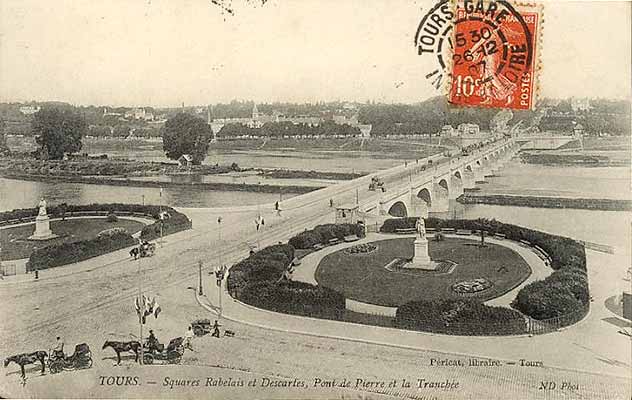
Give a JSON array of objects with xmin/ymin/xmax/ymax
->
[
  {"xmin": 217, "ymin": 216, "xmax": 223, "ymax": 315},
  {"xmin": 198, "ymin": 260, "xmax": 203, "ymax": 296},
  {"xmin": 136, "ymin": 242, "xmax": 144, "ymax": 365},
  {"xmin": 159, "ymin": 187, "xmax": 163, "ymax": 248}
]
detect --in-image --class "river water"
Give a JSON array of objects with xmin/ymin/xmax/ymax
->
[{"xmin": 1, "ymin": 153, "xmax": 630, "ymax": 253}]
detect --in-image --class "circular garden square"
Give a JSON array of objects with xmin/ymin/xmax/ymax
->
[
  {"xmin": 315, "ymin": 237, "xmax": 531, "ymax": 307},
  {"xmin": 0, "ymin": 218, "xmax": 146, "ymax": 260}
]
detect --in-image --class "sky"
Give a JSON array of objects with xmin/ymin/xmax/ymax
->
[{"xmin": 0, "ymin": 0, "xmax": 630, "ymax": 107}]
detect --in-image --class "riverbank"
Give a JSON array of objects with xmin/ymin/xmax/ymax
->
[
  {"xmin": 0, "ymin": 172, "xmax": 319, "ymax": 194},
  {"xmin": 457, "ymin": 193, "xmax": 632, "ymax": 211},
  {"xmin": 519, "ymin": 152, "xmax": 629, "ymax": 167}
]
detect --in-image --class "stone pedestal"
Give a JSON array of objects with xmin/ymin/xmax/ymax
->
[
  {"xmin": 408, "ymin": 236, "xmax": 437, "ymax": 270},
  {"xmin": 28, "ymin": 214, "xmax": 57, "ymax": 241}
]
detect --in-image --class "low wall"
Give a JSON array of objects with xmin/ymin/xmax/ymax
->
[{"xmin": 345, "ymin": 298, "xmax": 396, "ymax": 317}]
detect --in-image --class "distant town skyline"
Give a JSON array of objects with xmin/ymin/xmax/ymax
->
[{"xmin": 1, "ymin": 0, "xmax": 630, "ymax": 107}]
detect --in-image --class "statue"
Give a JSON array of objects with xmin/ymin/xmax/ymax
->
[
  {"xmin": 416, "ymin": 217, "xmax": 426, "ymax": 239},
  {"xmin": 38, "ymin": 198, "xmax": 47, "ymax": 216},
  {"xmin": 29, "ymin": 197, "xmax": 56, "ymax": 240}
]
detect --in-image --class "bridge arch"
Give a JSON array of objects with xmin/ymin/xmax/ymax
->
[
  {"xmin": 417, "ymin": 188, "xmax": 432, "ymax": 206},
  {"xmin": 387, "ymin": 201, "xmax": 408, "ymax": 217},
  {"xmin": 438, "ymin": 178, "xmax": 449, "ymax": 192},
  {"xmin": 450, "ymin": 171, "xmax": 464, "ymax": 200}
]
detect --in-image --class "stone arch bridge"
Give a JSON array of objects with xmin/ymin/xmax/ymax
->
[{"xmin": 358, "ymin": 139, "xmax": 518, "ymax": 218}]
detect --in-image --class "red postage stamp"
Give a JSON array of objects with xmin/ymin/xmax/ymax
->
[{"xmin": 448, "ymin": 0, "xmax": 541, "ymax": 109}]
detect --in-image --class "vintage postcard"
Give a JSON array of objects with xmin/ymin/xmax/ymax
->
[{"xmin": 0, "ymin": 0, "xmax": 630, "ymax": 399}]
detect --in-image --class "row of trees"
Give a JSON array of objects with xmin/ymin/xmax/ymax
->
[
  {"xmin": 539, "ymin": 114, "xmax": 630, "ymax": 135},
  {"xmin": 218, "ymin": 120, "xmax": 361, "ymax": 138},
  {"xmin": 22, "ymin": 108, "xmax": 211, "ymax": 163},
  {"xmin": 359, "ymin": 96, "xmax": 631, "ymax": 136}
]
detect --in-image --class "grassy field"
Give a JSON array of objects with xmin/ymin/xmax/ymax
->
[
  {"xmin": 0, "ymin": 217, "xmax": 146, "ymax": 260},
  {"xmin": 315, "ymin": 237, "xmax": 531, "ymax": 307},
  {"xmin": 581, "ymin": 136, "xmax": 630, "ymax": 151}
]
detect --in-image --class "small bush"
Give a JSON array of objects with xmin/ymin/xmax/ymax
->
[{"xmin": 106, "ymin": 212, "xmax": 118, "ymax": 222}]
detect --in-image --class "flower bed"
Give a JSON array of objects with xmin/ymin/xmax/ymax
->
[
  {"xmin": 452, "ymin": 278, "xmax": 492, "ymax": 295},
  {"xmin": 345, "ymin": 243, "xmax": 377, "ymax": 255}
]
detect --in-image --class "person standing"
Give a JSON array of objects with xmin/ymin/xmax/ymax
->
[
  {"xmin": 184, "ymin": 326, "xmax": 194, "ymax": 350},
  {"xmin": 211, "ymin": 320, "xmax": 221, "ymax": 338},
  {"xmin": 53, "ymin": 336, "xmax": 65, "ymax": 359}
]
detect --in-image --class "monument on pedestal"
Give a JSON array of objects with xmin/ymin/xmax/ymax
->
[
  {"xmin": 28, "ymin": 198, "xmax": 58, "ymax": 241},
  {"xmin": 408, "ymin": 217, "xmax": 437, "ymax": 270}
]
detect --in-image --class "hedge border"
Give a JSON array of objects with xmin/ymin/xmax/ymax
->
[{"xmin": 225, "ymin": 217, "xmax": 588, "ymax": 336}]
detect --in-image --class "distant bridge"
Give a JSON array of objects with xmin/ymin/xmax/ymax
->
[{"xmin": 355, "ymin": 139, "xmax": 517, "ymax": 218}]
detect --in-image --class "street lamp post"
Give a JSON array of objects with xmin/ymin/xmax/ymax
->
[
  {"xmin": 198, "ymin": 260, "xmax": 203, "ymax": 296},
  {"xmin": 217, "ymin": 216, "xmax": 223, "ymax": 316},
  {"xmin": 159, "ymin": 188, "xmax": 163, "ymax": 248},
  {"xmin": 136, "ymin": 245, "xmax": 144, "ymax": 365}
]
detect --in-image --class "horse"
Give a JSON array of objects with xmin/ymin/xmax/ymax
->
[
  {"xmin": 102, "ymin": 341, "xmax": 141, "ymax": 365},
  {"xmin": 129, "ymin": 247, "xmax": 139, "ymax": 260},
  {"xmin": 4, "ymin": 351, "xmax": 48, "ymax": 380}
]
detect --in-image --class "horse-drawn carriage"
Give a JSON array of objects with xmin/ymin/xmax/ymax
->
[
  {"xmin": 191, "ymin": 319, "xmax": 212, "ymax": 336},
  {"xmin": 48, "ymin": 343, "xmax": 93, "ymax": 373},
  {"xmin": 143, "ymin": 337, "xmax": 184, "ymax": 365},
  {"xmin": 368, "ymin": 176, "xmax": 385, "ymax": 192},
  {"xmin": 130, "ymin": 242, "xmax": 156, "ymax": 259}
]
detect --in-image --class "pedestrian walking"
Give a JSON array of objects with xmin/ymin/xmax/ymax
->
[
  {"xmin": 211, "ymin": 320, "xmax": 221, "ymax": 338},
  {"xmin": 329, "ymin": 198, "xmax": 333, "ymax": 207}
]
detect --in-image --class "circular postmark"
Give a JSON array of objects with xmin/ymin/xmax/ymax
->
[
  {"xmin": 414, "ymin": 0, "xmax": 454, "ymax": 89},
  {"xmin": 415, "ymin": 0, "xmax": 539, "ymax": 109}
]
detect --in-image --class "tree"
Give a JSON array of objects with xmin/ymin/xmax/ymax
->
[
  {"xmin": 32, "ymin": 108, "xmax": 86, "ymax": 160},
  {"xmin": 162, "ymin": 113, "xmax": 212, "ymax": 164}
]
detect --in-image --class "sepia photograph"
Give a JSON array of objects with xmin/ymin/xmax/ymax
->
[{"xmin": 0, "ymin": 0, "xmax": 630, "ymax": 399}]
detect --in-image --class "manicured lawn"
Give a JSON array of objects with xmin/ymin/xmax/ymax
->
[
  {"xmin": 0, "ymin": 218, "xmax": 146, "ymax": 260},
  {"xmin": 315, "ymin": 238, "xmax": 531, "ymax": 307}
]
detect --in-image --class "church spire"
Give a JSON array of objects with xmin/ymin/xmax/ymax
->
[{"xmin": 252, "ymin": 103, "xmax": 259, "ymax": 120}]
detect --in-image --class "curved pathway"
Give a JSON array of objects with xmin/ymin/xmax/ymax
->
[{"xmin": 292, "ymin": 232, "xmax": 551, "ymax": 308}]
